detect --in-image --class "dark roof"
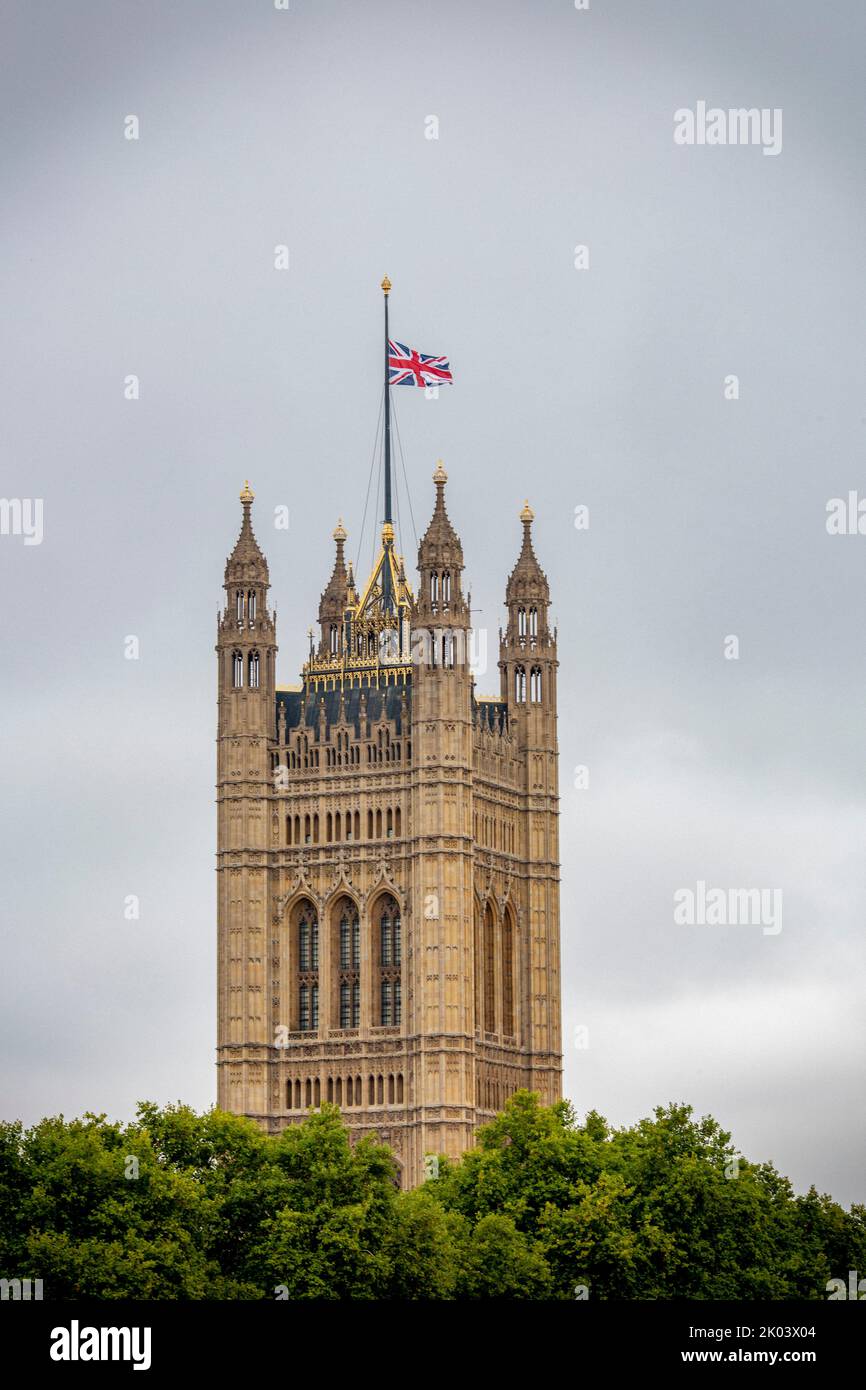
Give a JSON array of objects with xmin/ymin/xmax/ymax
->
[
  {"xmin": 276, "ymin": 677, "xmax": 410, "ymax": 738},
  {"xmin": 474, "ymin": 698, "xmax": 509, "ymax": 733}
]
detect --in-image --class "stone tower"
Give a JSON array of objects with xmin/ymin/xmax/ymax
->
[{"xmin": 216, "ymin": 469, "xmax": 561, "ymax": 1187}]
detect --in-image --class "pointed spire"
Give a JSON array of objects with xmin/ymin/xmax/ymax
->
[
  {"xmin": 417, "ymin": 460, "xmax": 467, "ymax": 622},
  {"xmin": 418, "ymin": 460, "xmax": 463, "ymax": 570},
  {"xmin": 318, "ymin": 518, "xmax": 350, "ymax": 648},
  {"xmin": 506, "ymin": 498, "xmax": 549, "ymax": 606},
  {"xmin": 225, "ymin": 481, "xmax": 268, "ymax": 585}
]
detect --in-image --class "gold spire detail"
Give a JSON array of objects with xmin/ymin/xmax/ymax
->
[
  {"xmin": 520, "ymin": 499, "xmax": 534, "ymax": 524},
  {"xmin": 333, "ymin": 517, "xmax": 347, "ymax": 543},
  {"xmin": 433, "ymin": 459, "xmax": 447, "ymax": 485},
  {"xmin": 240, "ymin": 480, "xmax": 254, "ymax": 504},
  {"xmin": 381, "ymin": 275, "xmax": 392, "ymax": 295}
]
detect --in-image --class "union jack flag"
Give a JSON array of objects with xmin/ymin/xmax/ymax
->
[{"xmin": 388, "ymin": 339, "xmax": 453, "ymax": 387}]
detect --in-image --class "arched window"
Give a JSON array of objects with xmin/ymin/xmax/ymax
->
[
  {"xmin": 502, "ymin": 910, "xmax": 514, "ymax": 1037},
  {"xmin": 515, "ymin": 666, "xmax": 526, "ymax": 702},
  {"xmin": 518, "ymin": 607, "xmax": 526, "ymax": 637},
  {"xmin": 232, "ymin": 651, "xmax": 243, "ymax": 687},
  {"xmin": 484, "ymin": 902, "xmax": 496, "ymax": 1033},
  {"xmin": 235, "ymin": 591, "xmax": 243, "ymax": 623},
  {"xmin": 442, "ymin": 571, "xmax": 451, "ymax": 604},
  {"xmin": 297, "ymin": 901, "xmax": 319, "ymax": 1031},
  {"xmin": 336, "ymin": 897, "xmax": 360, "ymax": 1028},
  {"xmin": 443, "ymin": 631, "xmax": 454, "ymax": 668},
  {"xmin": 248, "ymin": 651, "xmax": 260, "ymax": 688},
  {"xmin": 247, "ymin": 590, "xmax": 256, "ymax": 623},
  {"xmin": 530, "ymin": 666, "xmax": 542, "ymax": 702},
  {"xmin": 377, "ymin": 896, "xmax": 402, "ymax": 1025},
  {"xmin": 529, "ymin": 605, "xmax": 537, "ymax": 637},
  {"xmin": 431, "ymin": 572, "xmax": 439, "ymax": 607}
]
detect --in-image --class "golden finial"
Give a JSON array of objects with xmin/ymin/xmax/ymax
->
[
  {"xmin": 239, "ymin": 480, "xmax": 254, "ymax": 504},
  {"xmin": 520, "ymin": 499, "xmax": 534, "ymax": 524},
  {"xmin": 381, "ymin": 275, "xmax": 392, "ymax": 295},
  {"xmin": 333, "ymin": 517, "xmax": 347, "ymax": 543},
  {"xmin": 433, "ymin": 459, "xmax": 448, "ymax": 485},
  {"xmin": 382, "ymin": 521, "xmax": 395, "ymax": 544}
]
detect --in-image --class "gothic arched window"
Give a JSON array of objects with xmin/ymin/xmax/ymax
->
[
  {"xmin": 502, "ymin": 909, "xmax": 514, "ymax": 1037},
  {"xmin": 297, "ymin": 901, "xmax": 319, "ymax": 1031},
  {"xmin": 336, "ymin": 897, "xmax": 360, "ymax": 1028},
  {"xmin": 248, "ymin": 651, "xmax": 260, "ymax": 688},
  {"xmin": 518, "ymin": 607, "xmax": 526, "ymax": 638},
  {"xmin": 330, "ymin": 623, "xmax": 338, "ymax": 654},
  {"xmin": 235, "ymin": 591, "xmax": 243, "ymax": 623},
  {"xmin": 442, "ymin": 571, "xmax": 451, "ymax": 605},
  {"xmin": 529, "ymin": 605, "xmax": 537, "ymax": 637},
  {"xmin": 377, "ymin": 896, "xmax": 402, "ymax": 1025},
  {"xmin": 247, "ymin": 590, "xmax": 256, "ymax": 623},
  {"xmin": 232, "ymin": 651, "xmax": 243, "ymax": 687},
  {"xmin": 530, "ymin": 666, "xmax": 542, "ymax": 702},
  {"xmin": 483, "ymin": 902, "xmax": 496, "ymax": 1033},
  {"xmin": 515, "ymin": 666, "xmax": 526, "ymax": 702}
]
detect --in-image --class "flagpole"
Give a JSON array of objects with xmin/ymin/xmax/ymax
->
[
  {"xmin": 381, "ymin": 275, "xmax": 392, "ymax": 527},
  {"xmin": 381, "ymin": 275, "xmax": 393, "ymax": 614}
]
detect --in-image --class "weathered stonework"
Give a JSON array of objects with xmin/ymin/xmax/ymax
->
[{"xmin": 216, "ymin": 470, "xmax": 561, "ymax": 1186}]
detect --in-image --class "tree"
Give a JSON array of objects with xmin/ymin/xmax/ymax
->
[{"xmin": 1, "ymin": 1093, "xmax": 862, "ymax": 1299}]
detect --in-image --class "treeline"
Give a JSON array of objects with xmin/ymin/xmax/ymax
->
[{"xmin": 0, "ymin": 1092, "xmax": 862, "ymax": 1299}]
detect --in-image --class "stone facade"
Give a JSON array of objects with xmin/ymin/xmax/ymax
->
[{"xmin": 216, "ymin": 467, "xmax": 561, "ymax": 1187}]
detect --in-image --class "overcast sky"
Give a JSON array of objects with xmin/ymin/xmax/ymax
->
[{"xmin": 1, "ymin": 0, "xmax": 864, "ymax": 1206}]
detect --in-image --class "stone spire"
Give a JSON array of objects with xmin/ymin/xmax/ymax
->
[
  {"xmin": 415, "ymin": 460, "xmax": 468, "ymax": 624},
  {"xmin": 225, "ymin": 481, "xmax": 269, "ymax": 587},
  {"xmin": 418, "ymin": 461, "xmax": 463, "ymax": 572},
  {"xmin": 503, "ymin": 500, "xmax": 551, "ymax": 648},
  {"xmin": 505, "ymin": 501, "xmax": 549, "ymax": 608},
  {"xmin": 318, "ymin": 518, "xmax": 350, "ymax": 655}
]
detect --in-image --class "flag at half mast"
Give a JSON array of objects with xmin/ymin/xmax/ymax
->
[{"xmin": 388, "ymin": 339, "xmax": 453, "ymax": 387}]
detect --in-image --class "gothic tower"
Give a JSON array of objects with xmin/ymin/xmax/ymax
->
[
  {"xmin": 216, "ymin": 482, "xmax": 278, "ymax": 1119},
  {"xmin": 215, "ymin": 472, "xmax": 561, "ymax": 1187}
]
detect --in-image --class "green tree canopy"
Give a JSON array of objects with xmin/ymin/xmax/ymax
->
[{"xmin": 1, "ymin": 1092, "xmax": 862, "ymax": 1300}]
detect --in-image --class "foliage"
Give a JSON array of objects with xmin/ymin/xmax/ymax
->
[{"xmin": 1, "ymin": 1093, "xmax": 862, "ymax": 1299}]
